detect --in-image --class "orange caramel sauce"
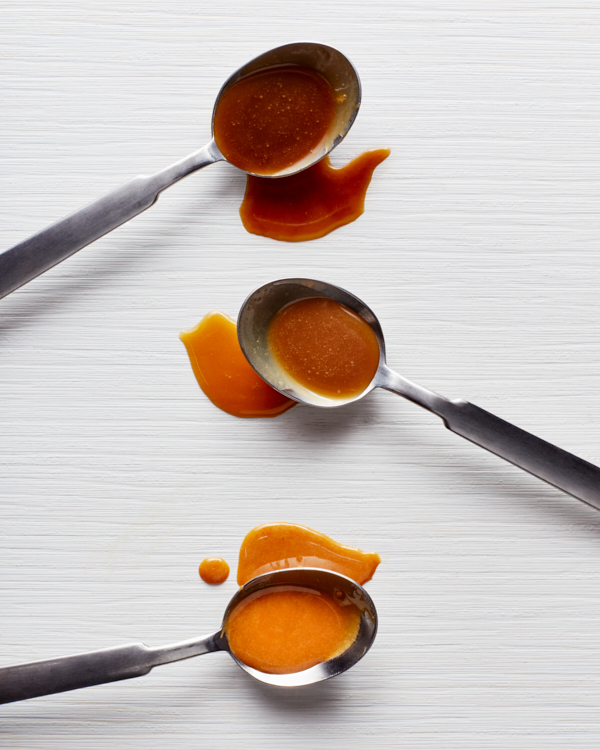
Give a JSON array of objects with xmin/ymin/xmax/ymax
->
[
  {"xmin": 199, "ymin": 557, "xmax": 230, "ymax": 585},
  {"xmin": 268, "ymin": 297, "xmax": 380, "ymax": 399},
  {"xmin": 180, "ymin": 311, "xmax": 295, "ymax": 418},
  {"xmin": 240, "ymin": 149, "xmax": 390, "ymax": 242},
  {"xmin": 237, "ymin": 522, "xmax": 381, "ymax": 586},
  {"xmin": 225, "ymin": 587, "xmax": 360, "ymax": 675},
  {"xmin": 213, "ymin": 65, "xmax": 336, "ymax": 175},
  {"xmin": 226, "ymin": 522, "xmax": 379, "ymax": 675}
]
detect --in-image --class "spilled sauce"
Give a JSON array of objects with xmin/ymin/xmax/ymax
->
[
  {"xmin": 237, "ymin": 522, "xmax": 380, "ymax": 586},
  {"xmin": 199, "ymin": 557, "xmax": 230, "ymax": 585},
  {"xmin": 180, "ymin": 311, "xmax": 295, "ymax": 418},
  {"xmin": 268, "ymin": 297, "xmax": 380, "ymax": 399},
  {"xmin": 225, "ymin": 522, "xmax": 380, "ymax": 675},
  {"xmin": 240, "ymin": 149, "xmax": 390, "ymax": 242},
  {"xmin": 213, "ymin": 65, "xmax": 336, "ymax": 176}
]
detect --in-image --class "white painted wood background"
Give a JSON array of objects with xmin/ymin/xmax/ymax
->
[{"xmin": 1, "ymin": 2, "xmax": 599, "ymax": 748}]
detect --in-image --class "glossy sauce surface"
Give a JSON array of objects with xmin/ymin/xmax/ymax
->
[
  {"xmin": 237, "ymin": 522, "xmax": 381, "ymax": 586},
  {"xmin": 199, "ymin": 557, "xmax": 230, "ymax": 585},
  {"xmin": 213, "ymin": 65, "xmax": 336, "ymax": 175},
  {"xmin": 268, "ymin": 298, "xmax": 380, "ymax": 399},
  {"xmin": 180, "ymin": 311, "xmax": 295, "ymax": 418},
  {"xmin": 240, "ymin": 149, "xmax": 390, "ymax": 241},
  {"xmin": 225, "ymin": 587, "xmax": 360, "ymax": 675}
]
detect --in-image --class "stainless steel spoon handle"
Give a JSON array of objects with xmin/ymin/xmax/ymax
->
[
  {"xmin": 0, "ymin": 140, "xmax": 223, "ymax": 300},
  {"xmin": 380, "ymin": 367, "xmax": 600, "ymax": 511},
  {"xmin": 0, "ymin": 632, "xmax": 222, "ymax": 704}
]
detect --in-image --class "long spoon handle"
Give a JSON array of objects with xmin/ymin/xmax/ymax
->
[
  {"xmin": 0, "ymin": 632, "xmax": 222, "ymax": 704},
  {"xmin": 437, "ymin": 399, "xmax": 600, "ymax": 510},
  {"xmin": 379, "ymin": 367, "xmax": 600, "ymax": 511},
  {"xmin": 0, "ymin": 140, "xmax": 223, "ymax": 300}
]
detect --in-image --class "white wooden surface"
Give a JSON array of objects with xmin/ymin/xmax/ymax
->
[{"xmin": 1, "ymin": 2, "xmax": 599, "ymax": 748}]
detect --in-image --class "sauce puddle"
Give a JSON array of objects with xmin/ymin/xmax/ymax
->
[
  {"xmin": 224, "ymin": 522, "xmax": 380, "ymax": 675},
  {"xmin": 237, "ymin": 522, "xmax": 380, "ymax": 585},
  {"xmin": 180, "ymin": 311, "xmax": 295, "ymax": 418},
  {"xmin": 241, "ymin": 149, "xmax": 390, "ymax": 242},
  {"xmin": 268, "ymin": 297, "xmax": 380, "ymax": 399}
]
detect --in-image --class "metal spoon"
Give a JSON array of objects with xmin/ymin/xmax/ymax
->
[
  {"xmin": 0, "ymin": 43, "xmax": 360, "ymax": 299},
  {"xmin": 0, "ymin": 567, "xmax": 377, "ymax": 704},
  {"xmin": 238, "ymin": 278, "xmax": 600, "ymax": 511}
]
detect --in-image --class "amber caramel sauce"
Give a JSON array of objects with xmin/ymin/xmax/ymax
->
[
  {"xmin": 180, "ymin": 312, "xmax": 295, "ymax": 418},
  {"xmin": 225, "ymin": 587, "xmax": 360, "ymax": 675},
  {"xmin": 240, "ymin": 149, "xmax": 390, "ymax": 242},
  {"xmin": 237, "ymin": 522, "xmax": 380, "ymax": 586},
  {"xmin": 268, "ymin": 298, "xmax": 380, "ymax": 399},
  {"xmin": 199, "ymin": 557, "xmax": 230, "ymax": 585},
  {"xmin": 226, "ymin": 522, "xmax": 379, "ymax": 675},
  {"xmin": 213, "ymin": 65, "xmax": 336, "ymax": 175}
]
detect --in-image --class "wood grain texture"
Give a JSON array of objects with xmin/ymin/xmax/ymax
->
[{"xmin": 1, "ymin": 2, "xmax": 599, "ymax": 748}]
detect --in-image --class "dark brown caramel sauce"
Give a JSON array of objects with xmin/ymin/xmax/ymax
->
[
  {"xmin": 213, "ymin": 64, "xmax": 336, "ymax": 175},
  {"xmin": 268, "ymin": 297, "xmax": 380, "ymax": 399},
  {"xmin": 240, "ymin": 149, "xmax": 390, "ymax": 241}
]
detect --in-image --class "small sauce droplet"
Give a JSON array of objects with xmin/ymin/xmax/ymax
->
[
  {"xmin": 268, "ymin": 298, "xmax": 380, "ymax": 399},
  {"xmin": 240, "ymin": 149, "xmax": 390, "ymax": 242},
  {"xmin": 180, "ymin": 311, "xmax": 296, "ymax": 418},
  {"xmin": 199, "ymin": 557, "xmax": 230, "ymax": 585}
]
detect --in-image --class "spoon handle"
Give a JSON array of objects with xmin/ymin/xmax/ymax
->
[
  {"xmin": 0, "ymin": 141, "xmax": 223, "ymax": 300},
  {"xmin": 379, "ymin": 368, "xmax": 600, "ymax": 510},
  {"xmin": 437, "ymin": 399, "xmax": 600, "ymax": 511},
  {"xmin": 0, "ymin": 632, "xmax": 222, "ymax": 704}
]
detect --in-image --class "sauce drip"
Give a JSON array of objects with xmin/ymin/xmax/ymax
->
[
  {"xmin": 199, "ymin": 557, "xmax": 230, "ymax": 585},
  {"xmin": 213, "ymin": 65, "xmax": 336, "ymax": 175},
  {"xmin": 180, "ymin": 311, "xmax": 295, "ymax": 418},
  {"xmin": 225, "ymin": 587, "xmax": 360, "ymax": 675},
  {"xmin": 268, "ymin": 298, "xmax": 380, "ymax": 399},
  {"xmin": 240, "ymin": 149, "xmax": 390, "ymax": 242},
  {"xmin": 237, "ymin": 522, "xmax": 380, "ymax": 586}
]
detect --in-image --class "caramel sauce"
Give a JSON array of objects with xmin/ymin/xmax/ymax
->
[
  {"xmin": 226, "ymin": 522, "xmax": 379, "ymax": 675},
  {"xmin": 240, "ymin": 149, "xmax": 390, "ymax": 242},
  {"xmin": 237, "ymin": 522, "xmax": 380, "ymax": 586},
  {"xmin": 180, "ymin": 311, "xmax": 295, "ymax": 418},
  {"xmin": 225, "ymin": 587, "xmax": 360, "ymax": 675},
  {"xmin": 213, "ymin": 65, "xmax": 336, "ymax": 175},
  {"xmin": 199, "ymin": 557, "xmax": 230, "ymax": 585},
  {"xmin": 268, "ymin": 298, "xmax": 380, "ymax": 399}
]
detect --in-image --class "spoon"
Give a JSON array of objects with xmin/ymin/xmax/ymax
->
[
  {"xmin": 0, "ymin": 567, "xmax": 377, "ymax": 704},
  {"xmin": 238, "ymin": 278, "xmax": 600, "ymax": 511},
  {"xmin": 0, "ymin": 42, "xmax": 360, "ymax": 299}
]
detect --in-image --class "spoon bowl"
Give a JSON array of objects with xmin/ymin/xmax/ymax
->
[
  {"xmin": 223, "ymin": 567, "xmax": 377, "ymax": 687},
  {"xmin": 0, "ymin": 43, "xmax": 360, "ymax": 298},
  {"xmin": 213, "ymin": 41, "xmax": 361, "ymax": 178},
  {"xmin": 238, "ymin": 278, "xmax": 600, "ymax": 511},
  {"xmin": 0, "ymin": 567, "xmax": 377, "ymax": 704}
]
